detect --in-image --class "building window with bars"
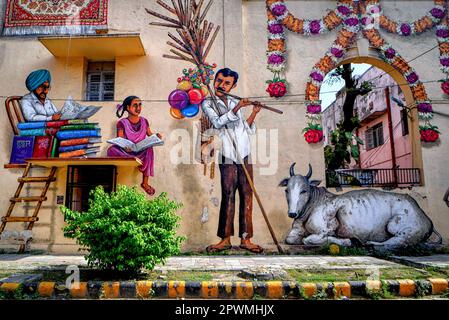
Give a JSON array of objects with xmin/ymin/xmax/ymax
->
[
  {"xmin": 365, "ymin": 122, "xmax": 384, "ymax": 151},
  {"xmin": 85, "ymin": 61, "xmax": 115, "ymax": 101},
  {"xmin": 65, "ymin": 166, "xmax": 117, "ymax": 212}
]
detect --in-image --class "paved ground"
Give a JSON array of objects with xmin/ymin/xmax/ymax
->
[
  {"xmin": 0, "ymin": 254, "xmax": 402, "ymax": 271},
  {"xmin": 391, "ymin": 254, "xmax": 449, "ymax": 269}
]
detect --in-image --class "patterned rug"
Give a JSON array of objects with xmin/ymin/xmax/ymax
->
[{"xmin": 3, "ymin": 0, "xmax": 108, "ymax": 36}]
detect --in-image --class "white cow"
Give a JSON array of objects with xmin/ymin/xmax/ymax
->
[{"xmin": 280, "ymin": 163, "xmax": 441, "ymax": 248}]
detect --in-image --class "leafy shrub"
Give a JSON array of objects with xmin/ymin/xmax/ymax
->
[{"xmin": 60, "ymin": 185, "xmax": 185, "ymax": 273}]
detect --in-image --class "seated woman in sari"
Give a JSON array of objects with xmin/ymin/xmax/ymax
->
[{"xmin": 107, "ymin": 96, "xmax": 162, "ymax": 196}]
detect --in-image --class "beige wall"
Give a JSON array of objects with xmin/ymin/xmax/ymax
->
[{"xmin": 0, "ymin": 0, "xmax": 448, "ymax": 253}]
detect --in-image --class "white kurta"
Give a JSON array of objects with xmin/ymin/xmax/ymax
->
[
  {"xmin": 201, "ymin": 96, "xmax": 256, "ymax": 163},
  {"xmin": 21, "ymin": 93, "xmax": 58, "ymax": 122}
]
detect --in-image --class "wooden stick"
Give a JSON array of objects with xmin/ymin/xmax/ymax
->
[
  {"xmin": 170, "ymin": 0, "xmax": 182, "ymax": 22},
  {"xmin": 186, "ymin": 0, "xmax": 192, "ymax": 22},
  {"xmin": 193, "ymin": 0, "xmax": 204, "ymax": 22},
  {"xmin": 177, "ymin": 0, "xmax": 185, "ymax": 25},
  {"xmin": 182, "ymin": 28, "xmax": 198, "ymax": 53},
  {"xmin": 197, "ymin": 20, "xmax": 209, "ymax": 55},
  {"xmin": 149, "ymin": 22, "xmax": 181, "ymax": 28},
  {"xmin": 170, "ymin": 49, "xmax": 196, "ymax": 63},
  {"xmin": 145, "ymin": 8, "xmax": 181, "ymax": 26},
  {"xmin": 197, "ymin": 27, "xmax": 205, "ymax": 55},
  {"xmin": 210, "ymin": 161, "xmax": 215, "ymax": 179},
  {"xmin": 184, "ymin": 0, "xmax": 189, "ymax": 24},
  {"xmin": 203, "ymin": 21, "xmax": 214, "ymax": 44},
  {"xmin": 168, "ymin": 32, "xmax": 187, "ymax": 48},
  {"xmin": 167, "ymin": 41, "xmax": 191, "ymax": 54},
  {"xmin": 175, "ymin": 28, "xmax": 191, "ymax": 47},
  {"xmin": 156, "ymin": 0, "xmax": 176, "ymax": 14},
  {"xmin": 199, "ymin": 0, "xmax": 214, "ymax": 23},
  {"xmin": 217, "ymin": 89, "xmax": 284, "ymax": 114},
  {"xmin": 163, "ymin": 54, "xmax": 190, "ymax": 61},
  {"xmin": 203, "ymin": 25, "xmax": 220, "ymax": 60},
  {"xmin": 180, "ymin": 30, "xmax": 202, "ymax": 65}
]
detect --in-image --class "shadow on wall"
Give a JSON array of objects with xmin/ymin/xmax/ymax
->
[
  {"xmin": 0, "ymin": 0, "xmax": 4, "ymax": 35},
  {"xmin": 0, "ymin": 43, "xmax": 5, "ymax": 69},
  {"xmin": 169, "ymin": 117, "xmax": 211, "ymax": 245}
]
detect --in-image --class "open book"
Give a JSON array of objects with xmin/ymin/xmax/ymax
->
[
  {"xmin": 60, "ymin": 96, "xmax": 102, "ymax": 120},
  {"xmin": 107, "ymin": 134, "xmax": 164, "ymax": 153}
]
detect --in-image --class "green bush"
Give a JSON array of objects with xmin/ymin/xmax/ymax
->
[{"xmin": 60, "ymin": 185, "xmax": 185, "ymax": 273}]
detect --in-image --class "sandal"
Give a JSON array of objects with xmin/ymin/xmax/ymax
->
[
  {"xmin": 239, "ymin": 244, "xmax": 264, "ymax": 254},
  {"xmin": 141, "ymin": 183, "xmax": 155, "ymax": 196},
  {"xmin": 206, "ymin": 244, "xmax": 232, "ymax": 253}
]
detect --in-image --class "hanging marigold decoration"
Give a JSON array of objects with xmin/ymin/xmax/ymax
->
[{"xmin": 266, "ymin": 0, "xmax": 446, "ymax": 144}]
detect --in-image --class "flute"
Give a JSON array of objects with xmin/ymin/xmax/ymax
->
[{"xmin": 217, "ymin": 89, "xmax": 283, "ymax": 114}]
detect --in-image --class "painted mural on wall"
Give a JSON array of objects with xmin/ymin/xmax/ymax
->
[
  {"xmin": 2, "ymin": 0, "xmax": 108, "ymax": 36},
  {"xmin": 266, "ymin": 0, "xmax": 447, "ymax": 144},
  {"xmin": 147, "ymin": 1, "xmax": 285, "ymax": 253},
  {"xmin": 106, "ymin": 96, "xmax": 164, "ymax": 196},
  {"xmin": 7, "ymin": 69, "xmax": 102, "ymax": 164},
  {"xmin": 280, "ymin": 163, "xmax": 442, "ymax": 248}
]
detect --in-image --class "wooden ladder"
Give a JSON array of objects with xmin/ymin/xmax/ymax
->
[{"xmin": 0, "ymin": 163, "xmax": 57, "ymax": 253}]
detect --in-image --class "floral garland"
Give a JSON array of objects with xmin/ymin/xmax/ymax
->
[
  {"xmin": 378, "ymin": 0, "xmax": 447, "ymax": 36},
  {"xmin": 267, "ymin": 0, "xmax": 445, "ymax": 144},
  {"xmin": 266, "ymin": 0, "xmax": 356, "ymax": 143},
  {"xmin": 361, "ymin": 3, "xmax": 439, "ymax": 143},
  {"xmin": 303, "ymin": 6, "xmax": 359, "ymax": 144},
  {"xmin": 303, "ymin": 27, "xmax": 359, "ymax": 143},
  {"xmin": 266, "ymin": 0, "xmax": 354, "ymax": 101},
  {"xmin": 438, "ymin": 17, "xmax": 449, "ymax": 98}
]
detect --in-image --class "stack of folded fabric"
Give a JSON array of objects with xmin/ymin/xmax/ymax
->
[
  {"xmin": 16, "ymin": 120, "xmax": 82, "ymax": 159},
  {"xmin": 16, "ymin": 119, "xmax": 101, "ymax": 159},
  {"xmin": 55, "ymin": 122, "xmax": 101, "ymax": 158}
]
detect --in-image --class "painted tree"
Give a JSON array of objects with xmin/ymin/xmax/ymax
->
[{"xmin": 324, "ymin": 63, "xmax": 372, "ymax": 171}]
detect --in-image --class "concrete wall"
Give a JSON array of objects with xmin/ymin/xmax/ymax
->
[{"xmin": 0, "ymin": 0, "xmax": 448, "ymax": 253}]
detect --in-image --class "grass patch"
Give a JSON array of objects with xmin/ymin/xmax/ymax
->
[
  {"xmin": 3, "ymin": 266, "xmax": 447, "ymax": 284},
  {"xmin": 0, "ymin": 271, "xmax": 15, "ymax": 280},
  {"xmin": 22, "ymin": 269, "xmax": 245, "ymax": 282},
  {"xmin": 288, "ymin": 266, "xmax": 448, "ymax": 283}
]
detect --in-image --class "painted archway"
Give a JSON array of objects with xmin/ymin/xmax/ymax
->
[
  {"xmin": 321, "ymin": 52, "xmax": 424, "ymax": 173},
  {"xmin": 266, "ymin": 0, "xmax": 446, "ymax": 144}
]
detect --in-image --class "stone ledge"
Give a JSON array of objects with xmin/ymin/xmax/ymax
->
[{"xmin": 0, "ymin": 278, "xmax": 447, "ymax": 299}]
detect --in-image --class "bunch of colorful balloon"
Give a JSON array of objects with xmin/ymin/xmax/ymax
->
[{"xmin": 168, "ymin": 64, "xmax": 216, "ymax": 119}]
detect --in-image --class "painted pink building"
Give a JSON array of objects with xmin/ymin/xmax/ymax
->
[
  {"xmin": 322, "ymin": 66, "xmax": 415, "ymax": 186},
  {"xmin": 355, "ymin": 67, "xmax": 412, "ymax": 170}
]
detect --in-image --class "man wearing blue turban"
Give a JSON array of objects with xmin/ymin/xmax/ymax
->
[{"xmin": 21, "ymin": 69, "xmax": 61, "ymax": 121}]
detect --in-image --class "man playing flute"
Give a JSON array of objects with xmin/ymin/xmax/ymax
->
[{"xmin": 201, "ymin": 67, "xmax": 263, "ymax": 254}]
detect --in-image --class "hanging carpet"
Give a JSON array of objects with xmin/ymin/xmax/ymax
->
[{"xmin": 2, "ymin": 0, "xmax": 108, "ymax": 36}]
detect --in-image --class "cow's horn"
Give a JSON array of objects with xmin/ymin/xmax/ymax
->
[
  {"xmin": 290, "ymin": 162, "xmax": 296, "ymax": 177},
  {"xmin": 305, "ymin": 164, "xmax": 312, "ymax": 180}
]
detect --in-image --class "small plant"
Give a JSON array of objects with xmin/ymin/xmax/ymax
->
[
  {"xmin": 441, "ymin": 289, "xmax": 449, "ymax": 298},
  {"xmin": 252, "ymin": 293, "xmax": 264, "ymax": 300},
  {"xmin": 414, "ymin": 280, "xmax": 432, "ymax": 298},
  {"xmin": 365, "ymin": 287, "xmax": 383, "ymax": 300},
  {"xmin": 60, "ymin": 185, "xmax": 185, "ymax": 274},
  {"xmin": 0, "ymin": 284, "xmax": 35, "ymax": 300},
  {"xmin": 311, "ymin": 288, "xmax": 328, "ymax": 300},
  {"xmin": 380, "ymin": 280, "xmax": 394, "ymax": 299},
  {"xmin": 365, "ymin": 281, "xmax": 394, "ymax": 300}
]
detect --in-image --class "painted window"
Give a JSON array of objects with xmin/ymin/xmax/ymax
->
[
  {"xmin": 401, "ymin": 109, "xmax": 409, "ymax": 136},
  {"xmin": 85, "ymin": 61, "xmax": 115, "ymax": 101},
  {"xmin": 365, "ymin": 122, "xmax": 384, "ymax": 150},
  {"xmin": 65, "ymin": 166, "xmax": 117, "ymax": 212}
]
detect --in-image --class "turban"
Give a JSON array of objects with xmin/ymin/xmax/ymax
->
[{"xmin": 25, "ymin": 69, "xmax": 51, "ymax": 92}]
